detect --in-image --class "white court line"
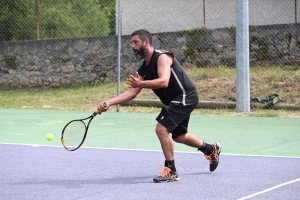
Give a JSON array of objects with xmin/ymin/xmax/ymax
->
[
  {"xmin": 238, "ymin": 178, "xmax": 300, "ymax": 200},
  {"xmin": 0, "ymin": 142, "xmax": 300, "ymax": 159}
]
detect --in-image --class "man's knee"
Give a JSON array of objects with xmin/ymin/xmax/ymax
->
[{"xmin": 155, "ymin": 123, "xmax": 169, "ymax": 138}]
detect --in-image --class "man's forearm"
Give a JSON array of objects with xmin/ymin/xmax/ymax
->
[{"xmin": 106, "ymin": 89, "xmax": 139, "ymax": 106}]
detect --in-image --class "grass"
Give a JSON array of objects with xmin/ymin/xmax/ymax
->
[{"xmin": 0, "ymin": 65, "xmax": 299, "ymax": 118}]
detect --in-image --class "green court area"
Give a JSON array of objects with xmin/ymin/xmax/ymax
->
[{"xmin": 0, "ymin": 109, "xmax": 299, "ymax": 157}]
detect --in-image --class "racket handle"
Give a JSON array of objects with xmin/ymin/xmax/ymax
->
[{"xmin": 95, "ymin": 102, "xmax": 107, "ymax": 115}]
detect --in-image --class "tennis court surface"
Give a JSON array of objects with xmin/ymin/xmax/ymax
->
[{"xmin": 1, "ymin": 109, "xmax": 299, "ymax": 200}]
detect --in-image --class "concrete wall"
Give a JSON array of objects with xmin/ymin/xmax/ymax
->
[{"xmin": 120, "ymin": 0, "xmax": 299, "ymax": 35}]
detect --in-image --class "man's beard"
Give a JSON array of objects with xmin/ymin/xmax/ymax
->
[{"xmin": 134, "ymin": 45, "xmax": 146, "ymax": 60}]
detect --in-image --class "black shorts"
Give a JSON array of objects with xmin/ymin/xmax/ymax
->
[{"xmin": 156, "ymin": 102, "xmax": 197, "ymax": 139}]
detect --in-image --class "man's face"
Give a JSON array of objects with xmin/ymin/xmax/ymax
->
[{"xmin": 131, "ymin": 35, "xmax": 147, "ymax": 60}]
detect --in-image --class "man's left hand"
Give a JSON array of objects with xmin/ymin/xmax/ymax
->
[{"xmin": 126, "ymin": 72, "xmax": 142, "ymax": 88}]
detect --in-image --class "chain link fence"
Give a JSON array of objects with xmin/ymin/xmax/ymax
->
[{"xmin": 0, "ymin": 0, "xmax": 299, "ymax": 111}]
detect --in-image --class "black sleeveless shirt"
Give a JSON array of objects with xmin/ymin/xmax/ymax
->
[{"xmin": 137, "ymin": 50, "xmax": 199, "ymax": 106}]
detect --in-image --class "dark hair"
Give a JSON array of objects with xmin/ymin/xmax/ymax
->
[{"xmin": 131, "ymin": 29, "xmax": 152, "ymax": 45}]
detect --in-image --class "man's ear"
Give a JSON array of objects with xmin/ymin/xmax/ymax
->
[{"xmin": 144, "ymin": 38, "xmax": 150, "ymax": 47}]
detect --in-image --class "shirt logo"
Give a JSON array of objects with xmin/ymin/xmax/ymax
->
[{"xmin": 161, "ymin": 116, "xmax": 164, "ymax": 120}]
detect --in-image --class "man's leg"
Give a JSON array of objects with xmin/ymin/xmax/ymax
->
[
  {"xmin": 174, "ymin": 132, "xmax": 221, "ymax": 172},
  {"xmin": 155, "ymin": 122, "xmax": 174, "ymax": 161},
  {"xmin": 173, "ymin": 133, "xmax": 203, "ymax": 148},
  {"xmin": 153, "ymin": 122, "xmax": 179, "ymax": 183}
]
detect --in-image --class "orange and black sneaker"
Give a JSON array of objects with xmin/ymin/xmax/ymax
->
[
  {"xmin": 204, "ymin": 143, "xmax": 222, "ymax": 172},
  {"xmin": 153, "ymin": 167, "xmax": 179, "ymax": 183}
]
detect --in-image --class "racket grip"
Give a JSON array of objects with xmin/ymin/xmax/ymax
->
[{"xmin": 95, "ymin": 102, "xmax": 107, "ymax": 114}]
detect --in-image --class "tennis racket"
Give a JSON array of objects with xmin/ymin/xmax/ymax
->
[{"xmin": 61, "ymin": 102, "xmax": 106, "ymax": 151}]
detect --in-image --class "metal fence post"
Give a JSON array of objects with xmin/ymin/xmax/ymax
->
[
  {"xmin": 236, "ymin": 0, "xmax": 250, "ymax": 112},
  {"xmin": 116, "ymin": 0, "xmax": 122, "ymax": 112}
]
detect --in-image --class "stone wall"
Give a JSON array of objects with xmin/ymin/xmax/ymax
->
[{"xmin": 0, "ymin": 24, "xmax": 300, "ymax": 89}]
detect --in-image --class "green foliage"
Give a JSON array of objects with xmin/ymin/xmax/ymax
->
[
  {"xmin": 250, "ymin": 35, "xmax": 269, "ymax": 59},
  {"xmin": 290, "ymin": 65, "xmax": 300, "ymax": 70},
  {"xmin": 182, "ymin": 27, "xmax": 209, "ymax": 66},
  {"xmin": 4, "ymin": 55, "xmax": 17, "ymax": 69},
  {"xmin": 226, "ymin": 26, "xmax": 236, "ymax": 41},
  {"xmin": 297, "ymin": 40, "xmax": 300, "ymax": 48},
  {"xmin": 0, "ymin": 0, "xmax": 36, "ymax": 41},
  {"xmin": 249, "ymin": 24, "xmax": 257, "ymax": 31},
  {"xmin": 0, "ymin": 0, "xmax": 116, "ymax": 41},
  {"xmin": 183, "ymin": 44, "xmax": 196, "ymax": 60}
]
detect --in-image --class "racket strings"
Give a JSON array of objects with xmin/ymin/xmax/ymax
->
[{"xmin": 62, "ymin": 120, "xmax": 86, "ymax": 150}]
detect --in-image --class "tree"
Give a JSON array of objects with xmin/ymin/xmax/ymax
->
[
  {"xmin": 0, "ymin": 0, "xmax": 36, "ymax": 41},
  {"xmin": 0, "ymin": 0, "xmax": 116, "ymax": 41}
]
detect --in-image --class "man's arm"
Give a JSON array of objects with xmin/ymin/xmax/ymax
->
[
  {"xmin": 107, "ymin": 87, "xmax": 142, "ymax": 106},
  {"xmin": 97, "ymin": 85, "xmax": 142, "ymax": 114},
  {"xmin": 127, "ymin": 53, "xmax": 173, "ymax": 89}
]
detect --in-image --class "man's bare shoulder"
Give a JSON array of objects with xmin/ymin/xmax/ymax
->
[{"xmin": 157, "ymin": 53, "xmax": 173, "ymax": 66}]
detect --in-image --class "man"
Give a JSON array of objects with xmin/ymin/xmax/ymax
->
[{"xmin": 97, "ymin": 29, "xmax": 221, "ymax": 183}]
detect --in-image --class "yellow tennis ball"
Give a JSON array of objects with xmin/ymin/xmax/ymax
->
[{"xmin": 46, "ymin": 133, "xmax": 54, "ymax": 141}]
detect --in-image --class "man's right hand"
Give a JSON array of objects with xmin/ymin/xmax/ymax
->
[{"xmin": 97, "ymin": 101, "xmax": 108, "ymax": 114}]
